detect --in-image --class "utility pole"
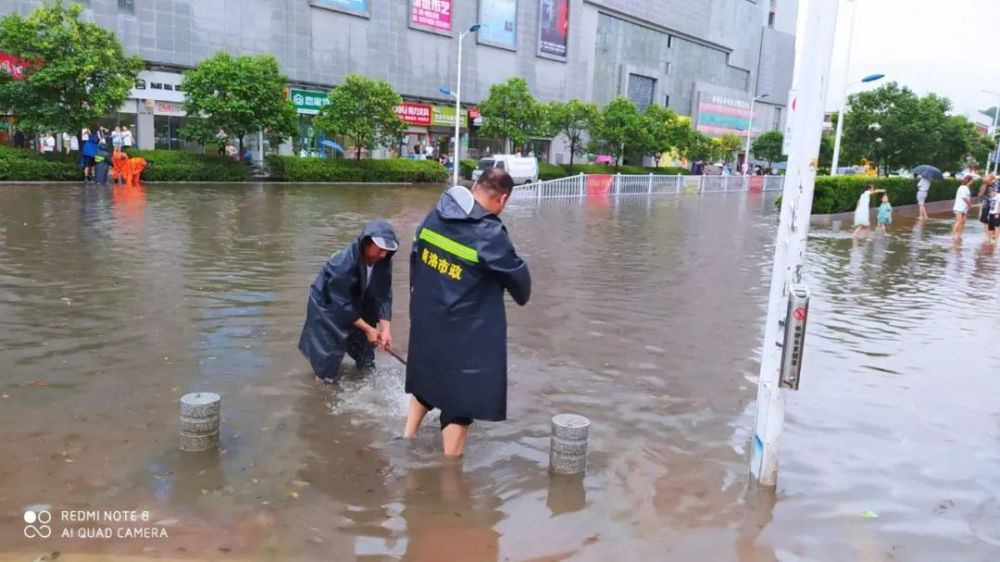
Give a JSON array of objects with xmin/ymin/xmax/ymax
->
[{"xmin": 750, "ymin": 0, "xmax": 840, "ymax": 488}]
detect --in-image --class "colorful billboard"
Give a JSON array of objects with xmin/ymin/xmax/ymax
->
[
  {"xmin": 478, "ymin": 0, "xmax": 517, "ymax": 50},
  {"xmin": 695, "ymin": 93, "xmax": 753, "ymax": 138},
  {"xmin": 0, "ymin": 52, "xmax": 34, "ymax": 80},
  {"xmin": 410, "ymin": 0, "xmax": 452, "ymax": 32},
  {"xmin": 396, "ymin": 102, "xmax": 433, "ymax": 127},
  {"xmin": 310, "ymin": 0, "xmax": 369, "ymax": 17},
  {"xmin": 431, "ymin": 105, "xmax": 468, "ymax": 128},
  {"xmin": 538, "ymin": 0, "xmax": 569, "ymax": 58}
]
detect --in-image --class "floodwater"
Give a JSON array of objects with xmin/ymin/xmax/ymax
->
[{"xmin": 0, "ymin": 182, "xmax": 997, "ymax": 562}]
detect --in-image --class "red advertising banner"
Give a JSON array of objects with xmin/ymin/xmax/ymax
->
[
  {"xmin": 0, "ymin": 52, "xmax": 33, "ymax": 80},
  {"xmin": 586, "ymin": 174, "xmax": 612, "ymax": 197},
  {"xmin": 395, "ymin": 102, "xmax": 433, "ymax": 126},
  {"xmin": 411, "ymin": 0, "xmax": 452, "ymax": 32}
]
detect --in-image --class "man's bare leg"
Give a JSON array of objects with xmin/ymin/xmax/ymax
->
[
  {"xmin": 403, "ymin": 395, "xmax": 429, "ymax": 438},
  {"xmin": 442, "ymin": 424, "xmax": 470, "ymax": 457}
]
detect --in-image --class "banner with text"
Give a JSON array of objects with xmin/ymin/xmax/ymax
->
[
  {"xmin": 478, "ymin": 0, "xmax": 517, "ymax": 49},
  {"xmin": 286, "ymin": 88, "xmax": 331, "ymax": 115},
  {"xmin": 431, "ymin": 105, "xmax": 469, "ymax": 128},
  {"xmin": 538, "ymin": 0, "xmax": 569, "ymax": 57},
  {"xmin": 411, "ymin": 0, "xmax": 452, "ymax": 32},
  {"xmin": 396, "ymin": 102, "xmax": 433, "ymax": 126}
]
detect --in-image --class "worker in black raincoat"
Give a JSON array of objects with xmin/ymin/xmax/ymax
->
[
  {"xmin": 403, "ymin": 168, "xmax": 531, "ymax": 457},
  {"xmin": 298, "ymin": 220, "xmax": 399, "ymax": 383}
]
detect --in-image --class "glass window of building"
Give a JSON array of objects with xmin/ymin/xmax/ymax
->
[
  {"xmin": 627, "ymin": 74, "xmax": 656, "ymax": 112},
  {"xmin": 118, "ymin": 0, "xmax": 135, "ymax": 12}
]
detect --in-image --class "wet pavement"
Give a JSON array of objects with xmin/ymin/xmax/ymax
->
[{"xmin": 0, "ymin": 183, "xmax": 997, "ymax": 561}]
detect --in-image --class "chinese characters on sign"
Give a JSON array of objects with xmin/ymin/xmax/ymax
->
[
  {"xmin": 395, "ymin": 103, "xmax": 433, "ymax": 126},
  {"xmin": 421, "ymin": 248, "xmax": 464, "ymax": 280},
  {"xmin": 431, "ymin": 105, "xmax": 468, "ymax": 128},
  {"xmin": 287, "ymin": 88, "xmax": 331, "ymax": 115},
  {"xmin": 0, "ymin": 52, "xmax": 35, "ymax": 80},
  {"xmin": 695, "ymin": 92, "xmax": 753, "ymax": 138},
  {"xmin": 411, "ymin": 0, "xmax": 452, "ymax": 32}
]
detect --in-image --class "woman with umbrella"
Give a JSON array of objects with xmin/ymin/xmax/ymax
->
[{"xmin": 912, "ymin": 165, "xmax": 944, "ymax": 220}]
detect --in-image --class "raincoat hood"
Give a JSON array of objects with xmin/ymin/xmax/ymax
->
[
  {"xmin": 435, "ymin": 186, "xmax": 492, "ymax": 222},
  {"xmin": 359, "ymin": 219, "xmax": 399, "ymax": 255}
]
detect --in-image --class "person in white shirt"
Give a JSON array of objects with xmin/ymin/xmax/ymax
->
[
  {"xmin": 122, "ymin": 126, "xmax": 133, "ymax": 149},
  {"xmin": 990, "ymin": 188, "xmax": 1000, "ymax": 244},
  {"xmin": 111, "ymin": 126, "xmax": 123, "ymax": 150},
  {"xmin": 41, "ymin": 132, "xmax": 55, "ymax": 153},
  {"xmin": 952, "ymin": 175, "xmax": 974, "ymax": 240},
  {"xmin": 916, "ymin": 175, "xmax": 931, "ymax": 220}
]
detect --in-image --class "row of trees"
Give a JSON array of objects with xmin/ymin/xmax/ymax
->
[{"xmin": 477, "ymin": 78, "xmax": 759, "ymax": 170}]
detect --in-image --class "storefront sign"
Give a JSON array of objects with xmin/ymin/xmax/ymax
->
[
  {"xmin": 478, "ymin": 0, "xmax": 517, "ymax": 49},
  {"xmin": 0, "ymin": 51, "xmax": 35, "ymax": 80},
  {"xmin": 431, "ymin": 105, "xmax": 469, "ymax": 128},
  {"xmin": 538, "ymin": 0, "xmax": 569, "ymax": 58},
  {"xmin": 395, "ymin": 102, "xmax": 433, "ymax": 126},
  {"xmin": 286, "ymin": 88, "xmax": 330, "ymax": 115},
  {"xmin": 695, "ymin": 92, "xmax": 752, "ymax": 138},
  {"xmin": 410, "ymin": 0, "xmax": 452, "ymax": 33},
  {"xmin": 155, "ymin": 101, "xmax": 184, "ymax": 115}
]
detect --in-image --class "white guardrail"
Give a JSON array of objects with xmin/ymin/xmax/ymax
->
[{"xmin": 511, "ymin": 173, "xmax": 784, "ymax": 200}]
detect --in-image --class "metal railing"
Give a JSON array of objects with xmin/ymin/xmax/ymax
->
[{"xmin": 512, "ymin": 173, "xmax": 784, "ymax": 200}]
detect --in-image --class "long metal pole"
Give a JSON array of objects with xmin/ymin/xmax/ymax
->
[
  {"xmin": 745, "ymin": 97, "xmax": 757, "ymax": 174},
  {"xmin": 452, "ymin": 32, "xmax": 465, "ymax": 187},
  {"xmin": 750, "ymin": 0, "xmax": 840, "ymax": 488},
  {"xmin": 989, "ymin": 96, "xmax": 1000, "ymax": 175},
  {"xmin": 830, "ymin": 0, "xmax": 857, "ymax": 176}
]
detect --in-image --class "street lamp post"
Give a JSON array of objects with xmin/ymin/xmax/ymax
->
[
  {"xmin": 744, "ymin": 93, "xmax": 770, "ymax": 174},
  {"xmin": 449, "ymin": 23, "xmax": 481, "ymax": 187},
  {"xmin": 984, "ymin": 90, "xmax": 1000, "ymax": 175},
  {"xmin": 830, "ymin": 73, "xmax": 884, "ymax": 175}
]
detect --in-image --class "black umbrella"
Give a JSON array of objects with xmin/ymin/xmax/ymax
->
[{"xmin": 912, "ymin": 165, "xmax": 944, "ymax": 180}]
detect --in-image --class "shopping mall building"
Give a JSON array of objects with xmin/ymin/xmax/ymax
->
[{"xmin": 0, "ymin": 0, "xmax": 798, "ymax": 165}]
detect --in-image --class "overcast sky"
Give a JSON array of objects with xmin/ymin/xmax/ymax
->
[{"xmin": 824, "ymin": 0, "xmax": 996, "ymax": 119}]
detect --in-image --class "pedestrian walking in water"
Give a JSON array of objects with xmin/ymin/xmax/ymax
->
[
  {"xmin": 978, "ymin": 175, "xmax": 995, "ymax": 237},
  {"xmin": 916, "ymin": 174, "xmax": 931, "ymax": 220},
  {"xmin": 989, "ymin": 187, "xmax": 1000, "ymax": 245},
  {"xmin": 403, "ymin": 168, "xmax": 531, "ymax": 457},
  {"xmin": 298, "ymin": 220, "xmax": 398, "ymax": 383},
  {"xmin": 852, "ymin": 184, "xmax": 885, "ymax": 239},
  {"xmin": 876, "ymin": 193, "xmax": 892, "ymax": 234},
  {"xmin": 952, "ymin": 175, "xmax": 974, "ymax": 240}
]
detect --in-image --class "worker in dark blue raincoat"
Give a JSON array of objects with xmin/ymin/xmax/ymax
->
[
  {"xmin": 403, "ymin": 168, "xmax": 531, "ymax": 457},
  {"xmin": 298, "ymin": 220, "xmax": 399, "ymax": 383}
]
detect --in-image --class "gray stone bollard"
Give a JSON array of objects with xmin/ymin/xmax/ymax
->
[
  {"xmin": 549, "ymin": 413, "xmax": 590, "ymax": 475},
  {"xmin": 180, "ymin": 392, "xmax": 220, "ymax": 452}
]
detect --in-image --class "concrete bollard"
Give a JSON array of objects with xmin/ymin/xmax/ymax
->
[
  {"xmin": 549, "ymin": 413, "xmax": 590, "ymax": 475},
  {"xmin": 180, "ymin": 392, "xmax": 220, "ymax": 452}
]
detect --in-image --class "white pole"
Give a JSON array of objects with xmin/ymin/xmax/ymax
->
[
  {"xmin": 830, "ymin": 0, "xmax": 857, "ymax": 176},
  {"xmin": 745, "ymin": 97, "xmax": 757, "ymax": 174},
  {"xmin": 750, "ymin": 0, "xmax": 840, "ymax": 488},
  {"xmin": 452, "ymin": 32, "xmax": 465, "ymax": 187},
  {"xmin": 989, "ymin": 96, "xmax": 1000, "ymax": 175}
]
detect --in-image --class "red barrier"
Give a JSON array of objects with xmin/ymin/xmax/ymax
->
[
  {"xmin": 749, "ymin": 175, "xmax": 764, "ymax": 193},
  {"xmin": 587, "ymin": 174, "xmax": 613, "ymax": 197}
]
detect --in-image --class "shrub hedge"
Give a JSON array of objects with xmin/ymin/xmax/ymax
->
[
  {"xmin": 777, "ymin": 176, "xmax": 978, "ymax": 215},
  {"xmin": 0, "ymin": 146, "xmax": 249, "ymax": 182},
  {"xmin": 266, "ymin": 156, "xmax": 448, "ymax": 183}
]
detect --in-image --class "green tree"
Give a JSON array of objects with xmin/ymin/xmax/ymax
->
[
  {"xmin": 0, "ymin": 1, "xmax": 143, "ymax": 133},
  {"xmin": 314, "ymin": 74, "xmax": 405, "ymax": 161},
  {"xmin": 180, "ymin": 52, "xmax": 297, "ymax": 154},
  {"xmin": 842, "ymin": 82, "xmax": 972, "ymax": 175},
  {"xmin": 751, "ymin": 130, "xmax": 785, "ymax": 167},
  {"xmin": 478, "ymin": 78, "xmax": 544, "ymax": 153},
  {"xmin": 592, "ymin": 97, "xmax": 646, "ymax": 167},
  {"xmin": 545, "ymin": 99, "xmax": 598, "ymax": 172},
  {"xmin": 685, "ymin": 131, "xmax": 722, "ymax": 163},
  {"xmin": 968, "ymin": 130, "xmax": 995, "ymax": 170},
  {"xmin": 717, "ymin": 133, "xmax": 743, "ymax": 166},
  {"xmin": 817, "ymin": 132, "xmax": 835, "ymax": 171},
  {"xmin": 643, "ymin": 104, "xmax": 688, "ymax": 167}
]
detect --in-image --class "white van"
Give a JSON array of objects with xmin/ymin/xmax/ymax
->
[{"xmin": 471, "ymin": 155, "xmax": 539, "ymax": 185}]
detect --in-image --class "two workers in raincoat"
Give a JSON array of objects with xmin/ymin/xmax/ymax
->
[{"xmin": 298, "ymin": 168, "xmax": 530, "ymax": 457}]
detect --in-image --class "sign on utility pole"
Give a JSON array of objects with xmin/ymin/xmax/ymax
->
[{"xmin": 750, "ymin": 0, "xmax": 840, "ymax": 488}]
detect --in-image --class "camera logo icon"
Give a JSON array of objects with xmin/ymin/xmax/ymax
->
[{"xmin": 23, "ymin": 510, "xmax": 52, "ymax": 539}]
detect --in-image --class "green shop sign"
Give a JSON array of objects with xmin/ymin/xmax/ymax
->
[
  {"xmin": 431, "ymin": 105, "xmax": 468, "ymax": 128},
  {"xmin": 287, "ymin": 88, "xmax": 330, "ymax": 115}
]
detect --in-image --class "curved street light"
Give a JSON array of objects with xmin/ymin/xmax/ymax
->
[
  {"xmin": 445, "ymin": 23, "xmax": 482, "ymax": 187},
  {"xmin": 831, "ymin": 73, "xmax": 885, "ymax": 175},
  {"xmin": 744, "ymin": 93, "xmax": 770, "ymax": 173}
]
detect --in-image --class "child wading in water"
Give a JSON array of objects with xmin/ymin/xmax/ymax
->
[
  {"xmin": 852, "ymin": 184, "xmax": 886, "ymax": 239},
  {"xmin": 876, "ymin": 193, "xmax": 892, "ymax": 234}
]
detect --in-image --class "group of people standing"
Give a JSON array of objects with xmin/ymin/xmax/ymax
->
[
  {"xmin": 297, "ymin": 168, "xmax": 531, "ymax": 458},
  {"xmin": 967, "ymin": 174, "xmax": 1000, "ymax": 244}
]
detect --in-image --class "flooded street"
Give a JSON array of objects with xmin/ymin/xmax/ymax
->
[{"xmin": 0, "ymin": 183, "xmax": 997, "ymax": 561}]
